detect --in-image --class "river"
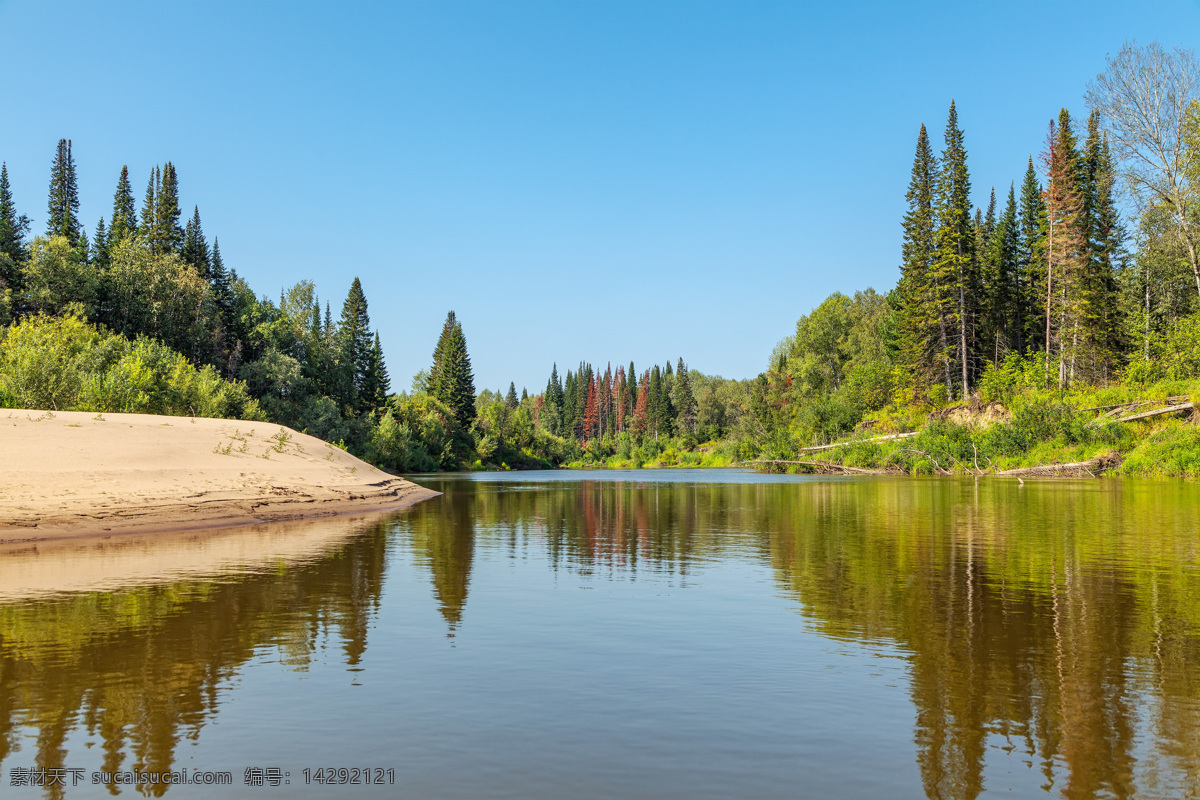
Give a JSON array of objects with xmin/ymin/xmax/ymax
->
[{"xmin": 1, "ymin": 470, "xmax": 1197, "ymax": 798}]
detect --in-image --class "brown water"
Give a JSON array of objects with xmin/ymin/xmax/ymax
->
[{"xmin": 1, "ymin": 470, "xmax": 1198, "ymax": 798}]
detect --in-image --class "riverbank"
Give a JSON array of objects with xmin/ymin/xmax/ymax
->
[{"xmin": 0, "ymin": 410, "xmax": 439, "ymax": 543}]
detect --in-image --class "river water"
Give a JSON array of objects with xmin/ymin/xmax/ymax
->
[{"xmin": 1, "ymin": 470, "xmax": 1198, "ymax": 799}]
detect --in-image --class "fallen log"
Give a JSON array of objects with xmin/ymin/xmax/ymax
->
[
  {"xmin": 794, "ymin": 431, "xmax": 919, "ymax": 453},
  {"xmin": 736, "ymin": 460, "xmax": 886, "ymax": 475},
  {"xmin": 996, "ymin": 451, "xmax": 1123, "ymax": 477},
  {"xmin": 1103, "ymin": 401, "xmax": 1194, "ymax": 425}
]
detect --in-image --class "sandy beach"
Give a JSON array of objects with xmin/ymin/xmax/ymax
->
[{"xmin": 0, "ymin": 410, "xmax": 439, "ymax": 543}]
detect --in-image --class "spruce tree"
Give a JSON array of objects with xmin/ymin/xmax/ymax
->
[
  {"xmin": 897, "ymin": 123, "xmax": 941, "ymax": 391},
  {"xmin": 674, "ymin": 358, "xmax": 697, "ymax": 434},
  {"xmin": 338, "ymin": 277, "xmax": 373, "ymax": 411},
  {"xmin": 156, "ymin": 162, "xmax": 183, "ymax": 254},
  {"xmin": 109, "ymin": 166, "xmax": 138, "ymax": 242},
  {"xmin": 210, "ymin": 237, "xmax": 232, "ymax": 326},
  {"xmin": 46, "ymin": 139, "xmax": 82, "ymax": 245},
  {"xmin": 932, "ymin": 101, "xmax": 975, "ymax": 399},
  {"xmin": 181, "ymin": 205, "xmax": 211, "ymax": 277},
  {"xmin": 431, "ymin": 310, "xmax": 476, "ymax": 427},
  {"xmin": 362, "ymin": 332, "xmax": 391, "ymax": 410},
  {"xmin": 140, "ymin": 167, "xmax": 159, "ymax": 248},
  {"xmin": 430, "ymin": 310, "xmax": 457, "ymax": 390},
  {"xmin": 91, "ymin": 217, "xmax": 110, "ymax": 272},
  {"xmin": 505, "ymin": 382, "xmax": 518, "ymax": 408},
  {"xmin": 1041, "ymin": 114, "xmax": 1089, "ymax": 387},
  {"xmin": 0, "ymin": 162, "xmax": 31, "ymax": 268},
  {"xmin": 1017, "ymin": 157, "xmax": 1047, "ymax": 354}
]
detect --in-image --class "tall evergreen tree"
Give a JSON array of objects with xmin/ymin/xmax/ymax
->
[
  {"xmin": 505, "ymin": 382, "xmax": 518, "ymax": 409},
  {"xmin": 1041, "ymin": 114, "xmax": 1089, "ymax": 388},
  {"xmin": 1017, "ymin": 157, "xmax": 1048, "ymax": 354},
  {"xmin": 109, "ymin": 166, "xmax": 138, "ymax": 242},
  {"xmin": 140, "ymin": 166, "xmax": 159, "ymax": 246},
  {"xmin": 46, "ymin": 139, "xmax": 82, "ymax": 245},
  {"xmin": 0, "ymin": 163, "xmax": 31, "ymax": 271},
  {"xmin": 156, "ymin": 162, "xmax": 183, "ymax": 254},
  {"xmin": 674, "ymin": 358, "xmax": 697, "ymax": 434},
  {"xmin": 338, "ymin": 277, "xmax": 373, "ymax": 411},
  {"xmin": 430, "ymin": 310, "xmax": 476, "ymax": 428},
  {"xmin": 361, "ymin": 332, "xmax": 391, "ymax": 410},
  {"xmin": 430, "ymin": 311, "xmax": 457, "ymax": 391},
  {"xmin": 181, "ymin": 205, "xmax": 211, "ymax": 277},
  {"xmin": 896, "ymin": 123, "xmax": 941, "ymax": 392},
  {"xmin": 91, "ymin": 217, "xmax": 111, "ymax": 272},
  {"xmin": 932, "ymin": 101, "xmax": 975, "ymax": 399}
]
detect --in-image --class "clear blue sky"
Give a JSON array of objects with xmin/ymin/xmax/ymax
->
[{"xmin": 1, "ymin": 1, "xmax": 1197, "ymax": 393}]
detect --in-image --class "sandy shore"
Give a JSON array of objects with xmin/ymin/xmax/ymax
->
[{"xmin": 0, "ymin": 410, "xmax": 439, "ymax": 543}]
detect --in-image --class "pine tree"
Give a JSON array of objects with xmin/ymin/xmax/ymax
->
[
  {"xmin": 932, "ymin": 101, "xmax": 975, "ymax": 399},
  {"xmin": 896, "ymin": 123, "xmax": 941, "ymax": 392},
  {"xmin": 181, "ymin": 206, "xmax": 211, "ymax": 277},
  {"xmin": 109, "ymin": 166, "xmax": 138, "ymax": 242},
  {"xmin": 0, "ymin": 163, "xmax": 31, "ymax": 268},
  {"xmin": 46, "ymin": 139, "xmax": 82, "ymax": 245},
  {"xmin": 505, "ymin": 382, "xmax": 518, "ymax": 409}
]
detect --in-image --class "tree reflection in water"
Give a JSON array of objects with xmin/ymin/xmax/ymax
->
[{"xmin": 1, "ymin": 476, "xmax": 1198, "ymax": 799}]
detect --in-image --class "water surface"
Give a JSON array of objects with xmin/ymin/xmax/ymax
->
[{"xmin": 1, "ymin": 470, "xmax": 1198, "ymax": 798}]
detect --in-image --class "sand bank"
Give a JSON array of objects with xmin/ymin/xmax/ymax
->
[{"xmin": 0, "ymin": 410, "xmax": 438, "ymax": 543}]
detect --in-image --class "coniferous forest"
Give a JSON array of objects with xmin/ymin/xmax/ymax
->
[{"xmin": 3, "ymin": 41, "xmax": 1200, "ymax": 475}]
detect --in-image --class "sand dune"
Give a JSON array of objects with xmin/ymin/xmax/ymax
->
[{"xmin": 0, "ymin": 410, "xmax": 438, "ymax": 543}]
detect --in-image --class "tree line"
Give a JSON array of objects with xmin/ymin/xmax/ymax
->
[{"xmin": 0, "ymin": 141, "xmax": 393, "ymax": 448}]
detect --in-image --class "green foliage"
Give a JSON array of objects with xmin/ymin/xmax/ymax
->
[
  {"xmin": 23, "ymin": 236, "xmax": 97, "ymax": 316},
  {"xmin": 367, "ymin": 393, "xmax": 465, "ymax": 472},
  {"xmin": 0, "ymin": 313, "xmax": 261, "ymax": 418},
  {"xmin": 430, "ymin": 311, "xmax": 476, "ymax": 428},
  {"xmin": 976, "ymin": 352, "xmax": 1046, "ymax": 403}
]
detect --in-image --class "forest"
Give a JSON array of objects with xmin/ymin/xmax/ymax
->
[{"xmin": 2, "ymin": 41, "xmax": 1200, "ymax": 476}]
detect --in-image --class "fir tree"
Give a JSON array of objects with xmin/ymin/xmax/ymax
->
[
  {"xmin": 338, "ymin": 277, "xmax": 373, "ymax": 411},
  {"xmin": 46, "ymin": 139, "xmax": 82, "ymax": 245},
  {"xmin": 210, "ymin": 237, "xmax": 233, "ymax": 328},
  {"xmin": 1017, "ymin": 157, "xmax": 1047, "ymax": 354},
  {"xmin": 109, "ymin": 166, "xmax": 138, "ymax": 242},
  {"xmin": 674, "ymin": 358, "xmax": 697, "ymax": 434},
  {"xmin": 140, "ymin": 166, "xmax": 159, "ymax": 246},
  {"xmin": 430, "ymin": 311, "xmax": 457, "ymax": 391},
  {"xmin": 505, "ymin": 382, "xmax": 518, "ymax": 409},
  {"xmin": 0, "ymin": 163, "xmax": 31, "ymax": 269},
  {"xmin": 932, "ymin": 101, "xmax": 975, "ymax": 399},
  {"xmin": 1041, "ymin": 114, "xmax": 1089, "ymax": 388},
  {"xmin": 91, "ymin": 217, "xmax": 110, "ymax": 271},
  {"xmin": 897, "ymin": 123, "xmax": 941, "ymax": 391},
  {"xmin": 361, "ymin": 332, "xmax": 391, "ymax": 410},
  {"xmin": 181, "ymin": 205, "xmax": 211, "ymax": 277},
  {"xmin": 156, "ymin": 162, "xmax": 183, "ymax": 254},
  {"xmin": 430, "ymin": 311, "xmax": 476, "ymax": 427}
]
